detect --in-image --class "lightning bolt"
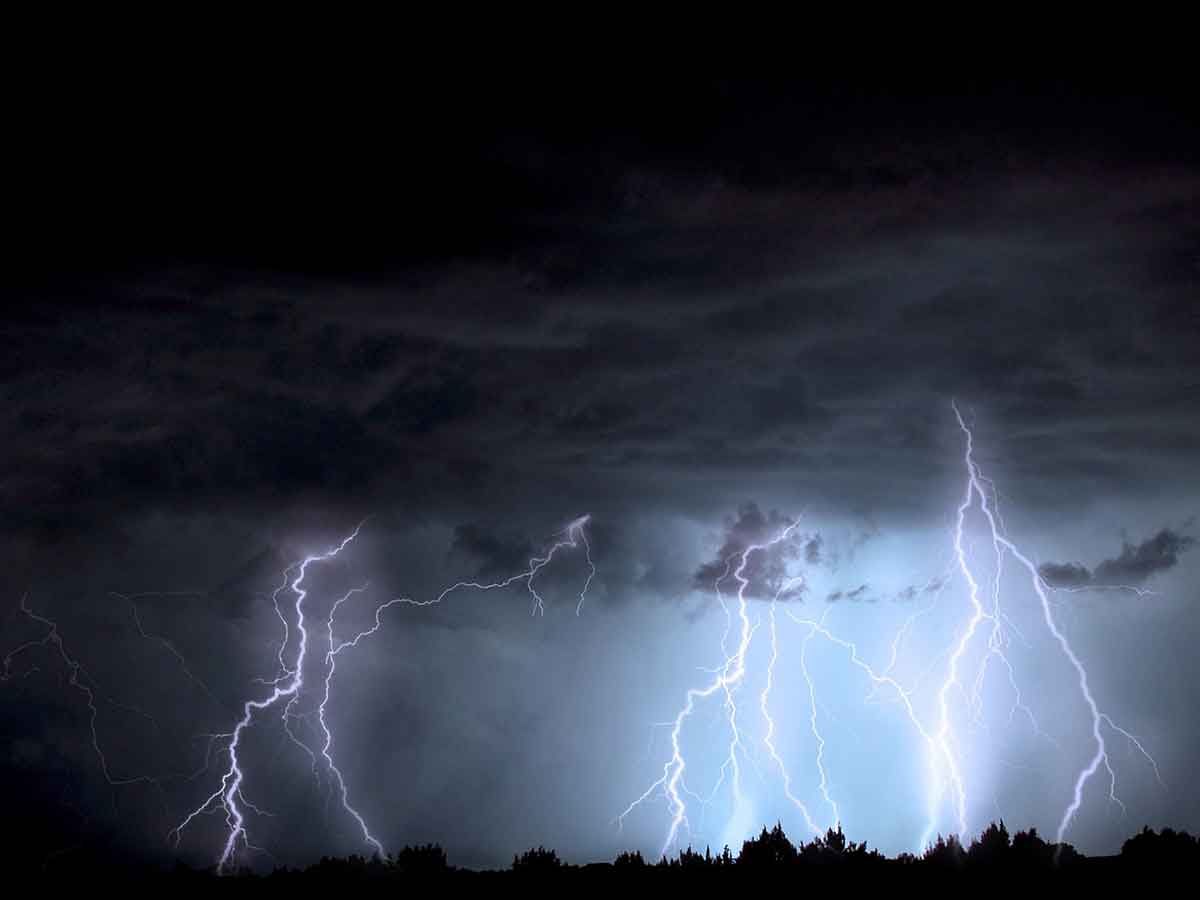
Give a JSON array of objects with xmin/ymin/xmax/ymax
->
[
  {"xmin": 170, "ymin": 525, "xmax": 364, "ymax": 872},
  {"xmin": 120, "ymin": 593, "xmax": 224, "ymax": 711},
  {"xmin": 3, "ymin": 592, "xmax": 259, "ymax": 833},
  {"xmin": 7, "ymin": 398, "xmax": 1166, "ymax": 864},
  {"xmin": 618, "ymin": 520, "xmax": 807, "ymax": 857},
  {"xmin": 170, "ymin": 514, "xmax": 595, "ymax": 872},
  {"xmin": 398, "ymin": 515, "xmax": 594, "ymax": 615},
  {"xmin": 3, "ymin": 595, "xmax": 166, "ymax": 791},
  {"xmin": 929, "ymin": 402, "xmax": 1161, "ymax": 847},
  {"xmin": 319, "ymin": 585, "xmax": 385, "ymax": 856},
  {"xmin": 0, "ymin": 593, "xmax": 217, "ymax": 839},
  {"xmin": 796, "ymin": 609, "xmax": 838, "ymax": 828},
  {"xmin": 622, "ymin": 401, "xmax": 1162, "ymax": 859},
  {"xmin": 761, "ymin": 577, "xmax": 823, "ymax": 834},
  {"xmin": 308, "ymin": 514, "xmax": 596, "ymax": 853},
  {"xmin": 782, "ymin": 607, "xmax": 942, "ymax": 845}
]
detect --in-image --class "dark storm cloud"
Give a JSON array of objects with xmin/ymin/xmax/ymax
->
[
  {"xmin": 7, "ymin": 147, "xmax": 1200, "ymax": 538},
  {"xmin": 1037, "ymin": 562, "xmax": 1095, "ymax": 589},
  {"xmin": 895, "ymin": 574, "xmax": 949, "ymax": 602},
  {"xmin": 1038, "ymin": 529, "xmax": 1196, "ymax": 588},
  {"xmin": 693, "ymin": 503, "xmax": 809, "ymax": 600},
  {"xmin": 1094, "ymin": 530, "xmax": 1196, "ymax": 583},
  {"xmin": 4, "ymin": 71, "xmax": 1200, "ymax": 867},
  {"xmin": 450, "ymin": 524, "xmax": 536, "ymax": 578}
]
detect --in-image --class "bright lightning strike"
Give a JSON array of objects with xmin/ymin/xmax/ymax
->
[
  {"xmin": 761, "ymin": 577, "xmax": 823, "ymax": 835},
  {"xmin": 617, "ymin": 520, "xmax": 809, "ymax": 858},
  {"xmin": 170, "ymin": 525, "xmax": 364, "ymax": 872},
  {"xmin": 4, "ymin": 401, "xmax": 1166, "ymax": 865},
  {"xmin": 621, "ymin": 401, "xmax": 1163, "ymax": 859},
  {"xmin": 927, "ymin": 402, "xmax": 1162, "ymax": 846},
  {"xmin": 169, "ymin": 514, "xmax": 594, "ymax": 872}
]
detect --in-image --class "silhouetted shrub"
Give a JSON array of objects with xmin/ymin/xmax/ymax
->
[
  {"xmin": 1009, "ymin": 827, "xmax": 1053, "ymax": 868},
  {"xmin": 923, "ymin": 833, "xmax": 966, "ymax": 868},
  {"xmin": 798, "ymin": 825, "xmax": 879, "ymax": 865},
  {"xmin": 394, "ymin": 843, "xmax": 448, "ymax": 873},
  {"xmin": 53, "ymin": 820, "xmax": 1191, "ymax": 885},
  {"xmin": 1051, "ymin": 841, "xmax": 1081, "ymax": 865},
  {"xmin": 967, "ymin": 820, "xmax": 1009, "ymax": 865},
  {"xmin": 512, "ymin": 846, "xmax": 561, "ymax": 872},
  {"xmin": 739, "ymin": 824, "xmax": 798, "ymax": 866},
  {"xmin": 1121, "ymin": 826, "xmax": 1199, "ymax": 866},
  {"xmin": 613, "ymin": 850, "xmax": 645, "ymax": 867}
]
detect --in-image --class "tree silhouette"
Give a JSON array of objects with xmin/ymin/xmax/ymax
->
[
  {"xmin": 29, "ymin": 819, "xmax": 1200, "ymax": 883},
  {"xmin": 967, "ymin": 820, "xmax": 1009, "ymax": 865},
  {"xmin": 739, "ymin": 823, "xmax": 798, "ymax": 866},
  {"xmin": 795, "ymin": 824, "xmax": 879, "ymax": 865},
  {"xmin": 1122, "ymin": 825, "xmax": 1200, "ymax": 867},
  {"xmin": 922, "ymin": 833, "xmax": 966, "ymax": 868},
  {"xmin": 394, "ymin": 843, "xmax": 448, "ymax": 874},
  {"xmin": 1010, "ymin": 827, "xmax": 1053, "ymax": 867},
  {"xmin": 512, "ymin": 846, "xmax": 561, "ymax": 872}
]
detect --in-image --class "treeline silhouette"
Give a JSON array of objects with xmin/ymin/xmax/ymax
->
[{"xmin": 14, "ymin": 822, "xmax": 1199, "ymax": 887}]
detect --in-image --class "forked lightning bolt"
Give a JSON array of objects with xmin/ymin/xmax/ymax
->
[
  {"xmin": 3, "ymin": 402, "xmax": 1169, "ymax": 864},
  {"xmin": 761, "ymin": 577, "xmax": 824, "ymax": 834},
  {"xmin": 397, "ymin": 515, "xmax": 595, "ymax": 615},
  {"xmin": 617, "ymin": 520, "xmax": 813, "ymax": 857},
  {"xmin": 621, "ymin": 402, "xmax": 1163, "ymax": 857},
  {"xmin": 169, "ymin": 525, "xmax": 364, "ymax": 871},
  {"xmin": 940, "ymin": 402, "xmax": 1161, "ymax": 845},
  {"xmin": 320, "ymin": 585, "xmax": 383, "ymax": 855},
  {"xmin": 170, "ymin": 514, "xmax": 594, "ymax": 871},
  {"xmin": 2, "ymin": 595, "xmax": 181, "ymax": 798},
  {"xmin": 3, "ymin": 594, "xmax": 241, "ymax": 845}
]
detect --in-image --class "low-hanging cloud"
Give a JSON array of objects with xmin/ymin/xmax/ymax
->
[
  {"xmin": 1038, "ymin": 529, "xmax": 1195, "ymax": 588},
  {"xmin": 693, "ymin": 503, "xmax": 812, "ymax": 600}
]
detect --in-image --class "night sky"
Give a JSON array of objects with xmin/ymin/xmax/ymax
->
[{"xmin": 3, "ymin": 66, "xmax": 1198, "ymax": 871}]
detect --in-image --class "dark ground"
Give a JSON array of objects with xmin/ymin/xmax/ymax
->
[{"xmin": 4, "ymin": 822, "xmax": 1196, "ymax": 891}]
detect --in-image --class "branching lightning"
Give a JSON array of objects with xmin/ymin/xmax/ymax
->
[
  {"xmin": 397, "ymin": 515, "xmax": 594, "ymax": 616},
  {"xmin": 169, "ymin": 525, "xmax": 364, "ymax": 871},
  {"xmin": 165, "ymin": 514, "xmax": 594, "ymax": 871},
  {"xmin": 617, "ymin": 521, "xmax": 812, "ymax": 858},
  {"xmin": 121, "ymin": 592, "xmax": 224, "ymax": 711},
  {"xmin": 2, "ymin": 595, "xmax": 169, "ymax": 792},
  {"xmin": 320, "ymin": 585, "xmax": 384, "ymax": 856},
  {"xmin": 621, "ymin": 401, "xmax": 1163, "ymax": 858},
  {"xmin": 762, "ymin": 578, "xmax": 824, "ymax": 834},
  {"xmin": 1, "ymin": 397, "xmax": 1170, "ymax": 867},
  {"xmin": 942, "ymin": 402, "xmax": 1161, "ymax": 845}
]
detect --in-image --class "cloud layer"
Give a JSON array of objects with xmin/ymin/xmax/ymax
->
[
  {"xmin": 3, "ymin": 76, "xmax": 1199, "ymax": 869},
  {"xmin": 1039, "ymin": 529, "xmax": 1195, "ymax": 588}
]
